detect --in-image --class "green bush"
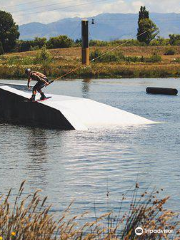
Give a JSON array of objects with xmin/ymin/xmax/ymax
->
[
  {"xmin": 22, "ymin": 57, "xmax": 34, "ymax": 65},
  {"xmin": 7, "ymin": 56, "xmax": 20, "ymax": 65},
  {"xmin": 146, "ymin": 53, "xmax": 162, "ymax": 63},
  {"xmin": 33, "ymin": 37, "xmax": 47, "ymax": 48},
  {"xmin": 34, "ymin": 46, "xmax": 52, "ymax": 74},
  {"xmin": 164, "ymin": 48, "xmax": 176, "ymax": 55},
  {"xmin": 30, "ymin": 46, "xmax": 40, "ymax": 51},
  {"xmin": 150, "ymin": 37, "xmax": 170, "ymax": 46},
  {"xmin": 112, "ymin": 39, "xmax": 144, "ymax": 46},
  {"xmin": 47, "ymin": 35, "xmax": 73, "ymax": 49},
  {"xmin": 16, "ymin": 38, "xmax": 47, "ymax": 52},
  {"xmin": 7, "ymin": 56, "xmax": 34, "ymax": 65},
  {"xmin": 89, "ymin": 40, "xmax": 109, "ymax": 47},
  {"xmin": 34, "ymin": 46, "xmax": 52, "ymax": 64},
  {"xmin": 89, "ymin": 39, "xmax": 144, "ymax": 47},
  {"xmin": 169, "ymin": 34, "xmax": 180, "ymax": 46},
  {"xmin": 16, "ymin": 40, "xmax": 32, "ymax": 52},
  {"xmin": 124, "ymin": 56, "xmax": 144, "ymax": 63},
  {"xmin": 90, "ymin": 49, "xmax": 124, "ymax": 62},
  {"xmin": 90, "ymin": 49, "xmax": 162, "ymax": 63},
  {"xmin": 74, "ymin": 38, "xmax": 82, "ymax": 47}
]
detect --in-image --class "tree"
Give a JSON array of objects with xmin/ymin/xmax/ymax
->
[
  {"xmin": 0, "ymin": 41, "xmax": 4, "ymax": 55},
  {"xmin": 0, "ymin": 11, "xmax": 20, "ymax": 52},
  {"xmin": 47, "ymin": 35, "xmax": 73, "ymax": 49},
  {"xmin": 137, "ymin": 6, "xmax": 159, "ymax": 45},
  {"xmin": 34, "ymin": 46, "xmax": 52, "ymax": 75},
  {"xmin": 33, "ymin": 37, "xmax": 47, "ymax": 49},
  {"xmin": 16, "ymin": 38, "xmax": 47, "ymax": 52},
  {"xmin": 169, "ymin": 34, "xmax": 180, "ymax": 46},
  {"xmin": 16, "ymin": 40, "xmax": 32, "ymax": 52},
  {"xmin": 139, "ymin": 6, "xmax": 149, "ymax": 20}
]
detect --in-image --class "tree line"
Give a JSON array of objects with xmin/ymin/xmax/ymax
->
[
  {"xmin": 0, "ymin": 8, "xmax": 180, "ymax": 54},
  {"xmin": 16, "ymin": 36, "xmax": 74, "ymax": 52},
  {"xmin": 13, "ymin": 34, "xmax": 180, "ymax": 53}
]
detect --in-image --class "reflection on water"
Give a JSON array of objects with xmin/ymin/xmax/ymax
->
[
  {"xmin": 0, "ymin": 78, "xmax": 180, "ymax": 216},
  {"xmin": 82, "ymin": 79, "xmax": 91, "ymax": 98},
  {"xmin": 26, "ymin": 129, "xmax": 49, "ymax": 188}
]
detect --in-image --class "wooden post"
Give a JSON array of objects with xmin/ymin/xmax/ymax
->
[{"xmin": 82, "ymin": 19, "xmax": 89, "ymax": 65}]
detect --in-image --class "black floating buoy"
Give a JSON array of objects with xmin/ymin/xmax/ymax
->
[{"xmin": 146, "ymin": 87, "xmax": 178, "ymax": 96}]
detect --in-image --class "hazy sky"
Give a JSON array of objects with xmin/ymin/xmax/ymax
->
[{"xmin": 1, "ymin": 0, "xmax": 180, "ymax": 25}]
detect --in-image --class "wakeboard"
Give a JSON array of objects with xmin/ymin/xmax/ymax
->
[
  {"xmin": 24, "ymin": 96, "xmax": 52, "ymax": 102},
  {"xmin": 35, "ymin": 96, "xmax": 52, "ymax": 102}
]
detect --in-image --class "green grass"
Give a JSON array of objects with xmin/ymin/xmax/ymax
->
[{"xmin": 90, "ymin": 50, "xmax": 162, "ymax": 63}]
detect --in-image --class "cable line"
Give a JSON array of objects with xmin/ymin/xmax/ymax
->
[
  {"xmin": 9, "ymin": 0, "xmax": 80, "ymax": 14},
  {"xmin": 53, "ymin": 30, "xmax": 149, "ymax": 81},
  {"xmin": 2, "ymin": 0, "xmax": 52, "ymax": 9},
  {"xmin": 13, "ymin": 0, "xmax": 113, "ymax": 17},
  {"xmin": 68, "ymin": 22, "xmax": 81, "ymax": 39}
]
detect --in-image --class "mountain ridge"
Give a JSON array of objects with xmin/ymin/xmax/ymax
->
[{"xmin": 19, "ymin": 13, "xmax": 180, "ymax": 41}]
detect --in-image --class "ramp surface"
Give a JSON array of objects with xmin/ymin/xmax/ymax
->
[{"xmin": 0, "ymin": 86, "xmax": 154, "ymax": 130}]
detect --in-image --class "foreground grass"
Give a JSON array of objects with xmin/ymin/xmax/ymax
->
[
  {"xmin": 0, "ymin": 181, "xmax": 179, "ymax": 240},
  {"xmin": 0, "ymin": 46, "xmax": 180, "ymax": 79}
]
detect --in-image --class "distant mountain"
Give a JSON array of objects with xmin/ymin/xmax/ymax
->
[{"xmin": 19, "ymin": 13, "xmax": 180, "ymax": 41}]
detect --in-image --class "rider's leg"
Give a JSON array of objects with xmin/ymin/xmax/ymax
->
[
  {"xmin": 37, "ymin": 82, "xmax": 46, "ymax": 100},
  {"xmin": 30, "ymin": 85, "xmax": 38, "ymax": 101}
]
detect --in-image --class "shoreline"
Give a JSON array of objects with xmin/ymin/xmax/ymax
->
[
  {"xmin": 0, "ymin": 46, "xmax": 180, "ymax": 79},
  {"xmin": 0, "ymin": 64, "xmax": 180, "ymax": 79}
]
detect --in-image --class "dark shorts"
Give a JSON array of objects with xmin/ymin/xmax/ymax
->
[{"xmin": 33, "ymin": 79, "xmax": 49, "ymax": 92}]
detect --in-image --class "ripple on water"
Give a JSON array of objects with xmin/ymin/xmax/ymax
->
[{"xmin": 0, "ymin": 78, "xmax": 180, "ymax": 217}]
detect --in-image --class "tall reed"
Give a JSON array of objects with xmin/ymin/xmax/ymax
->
[{"xmin": 0, "ymin": 181, "xmax": 179, "ymax": 239}]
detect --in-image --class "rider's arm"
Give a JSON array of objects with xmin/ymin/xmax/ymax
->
[
  {"xmin": 40, "ymin": 77, "xmax": 49, "ymax": 85},
  {"xmin": 27, "ymin": 76, "xmax": 31, "ymax": 88}
]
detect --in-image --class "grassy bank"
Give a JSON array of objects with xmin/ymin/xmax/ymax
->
[
  {"xmin": 0, "ymin": 46, "xmax": 180, "ymax": 79},
  {"xmin": 0, "ymin": 181, "xmax": 179, "ymax": 240}
]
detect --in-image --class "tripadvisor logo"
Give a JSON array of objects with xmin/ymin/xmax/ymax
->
[{"xmin": 135, "ymin": 227, "xmax": 143, "ymax": 236}]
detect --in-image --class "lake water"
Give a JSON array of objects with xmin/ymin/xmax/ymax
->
[{"xmin": 0, "ymin": 78, "xmax": 180, "ymax": 219}]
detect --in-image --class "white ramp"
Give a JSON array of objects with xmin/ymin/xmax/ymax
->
[{"xmin": 0, "ymin": 86, "xmax": 154, "ymax": 130}]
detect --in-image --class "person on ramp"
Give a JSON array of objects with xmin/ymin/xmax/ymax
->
[{"xmin": 25, "ymin": 68, "xmax": 49, "ymax": 101}]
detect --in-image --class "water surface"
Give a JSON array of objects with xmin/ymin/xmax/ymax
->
[{"xmin": 0, "ymin": 78, "xmax": 180, "ymax": 217}]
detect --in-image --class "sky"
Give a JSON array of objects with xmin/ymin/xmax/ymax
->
[{"xmin": 1, "ymin": 0, "xmax": 180, "ymax": 25}]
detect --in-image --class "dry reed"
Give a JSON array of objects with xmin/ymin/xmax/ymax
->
[{"xmin": 0, "ymin": 181, "xmax": 179, "ymax": 239}]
